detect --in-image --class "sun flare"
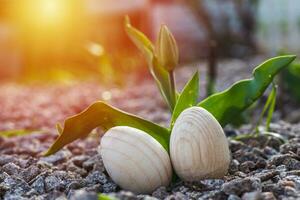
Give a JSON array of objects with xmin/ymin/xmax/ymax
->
[{"xmin": 39, "ymin": 0, "xmax": 64, "ymax": 23}]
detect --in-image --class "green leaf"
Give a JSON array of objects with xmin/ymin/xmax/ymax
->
[
  {"xmin": 198, "ymin": 55, "xmax": 296, "ymax": 127},
  {"xmin": 124, "ymin": 16, "xmax": 154, "ymax": 64},
  {"xmin": 125, "ymin": 17, "xmax": 176, "ymax": 112},
  {"xmin": 44, "ymin": 101, "xmax": 170, "ymax": 156},
  {"xmin": 171, "ymin": 71, "xmax": 199, "ymax": 127}
]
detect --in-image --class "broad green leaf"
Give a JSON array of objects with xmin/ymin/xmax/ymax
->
[
  {"xmin": 198, "ymin": 55, "xmax": 296, "ymax": 127},
  {"xmin": 125, "ymin": 17, "xmax": 176, "ymax": 111},
  {"xmin": 44, "ymin": 101, "xmax": 170, "ymax": 156},
  {"xmin": 171, "ymin": 71, "xmax": 199, "ymax": 127}
]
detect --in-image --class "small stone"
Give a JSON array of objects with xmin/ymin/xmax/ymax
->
[
  {"xmin": 165, "ymin": 192, "xmax": 186, "ymax": 200},
  {"xmin": 102, "ymin": 182, "xmax": 118, "ymax": 193},
  {"xmin": 262, "ymin": 183, "xmax": 284, "ymax": 198},
  {"xmin": 85, "ymin": 171, "xmax": 108, "ymax": 186},
  {"xmin": 0, "ymin": 155, "xmax": 17, "ymax": 166},
  {"xmin": 263, "ymin": 147, "xmax": 278, "ymax": 157},
  {"xmin": 66, "ymin": 181, "xmax": 83, "ymax": 194},
  {"xmin": 69, "ymin": 189, "xmax": 98, "ymax": 200},
  {"xmin": 241, "ymin": 191, "xmax": 262, "ymax": 200},
  {"xmin": 25, "ymin": 189, "xmax": 39, "ymax": 197},
  {"xmin": 70, "ymin": 155, "xmax": 89, "ymax": 168},
  {"xmin": 44, "ymin": 176, "xmax": 61, "ymax": 192},
  {"xmin": 40, "ymin": 150, "xmax": 72, "ymax": 165},
  {"xmin": 0, "ymin": 171, "xmax": 10, "ymax": 182},
  {"xmin": 85, "ymin": 184, "xmax": 103, "ymax": 193},
  {"xmin": 268, "ymin": 154, "xmax": 296, "ymax": 167},
  {"xmin": 279, "ymin": 180, "xmax": 296, "ymax": 188},
  {"xmin": 239, "ymin": 161, "xmax": 256, "ymax": 173},
  {"xmin": 284, "ymin": 186, "xmax": 298, "ymax": 196},
  {"xmin": 222, "ymin": 177, "xmax": 261, "ymax": 196},
  {"xmin": 21, "ymin": 166, "xmax": 41, "ymax": 182},
  {"xmin": 280, "ymin": 143, "xmax": 300, "ymax": 154},
  {"xmin": 230, "ymin": 140, "xmax": 246, "ymax": 153},
  {"xmin": 286, "ymin": 170, "xmax": 300, "ymax": 176},
  {"xmin": 201, "ymin": 179, "xmax": 225, "ymax": 190},
  {"xmin": 266, "ymin": 137, "xmax": 281, "ymax": 151},
  {"xmin": 31, "ymin": 176, "xmax": 45, "ymax": 194},
  {"xmin": 2, "ymin": 163, "xmax": 21, "ymax": 175},
  {"xmin": 254, "ymin": 170, "xmax": 279, "ymax": 182},
  {"xmin": 2, "ymin": 176, "xmax": 31, "ymax": 197},
  {"xmin": 255, "ymin": 159, "xmax": 267, "ymax": 169},
  {"xmin": 137, "ymin": 195, "xmax": 158, "ymax": 200},
  {"xmin": 228, "ymin": 194, "xmax": 241, "ymax": 200},
  {"xmin": 283, "ymin": 158, "xmax": 300, "ymax": 170},
  {"xmin": 82, "ymin": 154, "xmax": 104, "ymax": 172},
  {"xmin": 261, "ymin": 192, "xmax": 276, "ymax": 200},
  {"xmin": 43, "ymin": 190, "xmax": 67, "ymax": 200},
  {"xmin": 283, "ymin": 175, "xmax": 300, "ymax": 190},
  {"xmin": 229, "ymin": 159, "xmax": 240, "ymax": 174},
  {"xmin": 152, "ymin": 186, "xmax": 169, "ymax": 199},
  {"xmin": 67, "ymin": 163, "xmax": 88, "ymax": 177}
]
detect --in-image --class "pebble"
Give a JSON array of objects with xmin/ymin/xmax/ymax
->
[
  {"xmin": 44, "ymin": 176, "xmax": 61, "ymax": 192},
  {"xmin": 222, "ymin": 177, "xmax": 261, "ymax": 196},
  {"xmin": 31, "ymin": 176, "xmax": 45, "ymax": 194},
  {"xmin": 239, "ymin": 161, "xmax": 256, "ymax": 173},
  {"xmin": 40, "ymin": 150, "xmax": 72, "ymax": 165},
  {"xmin": 241, "ymin": 191, "xmax": 262, "ymax": 200},
  {"xmin": 69, "ymin": 189, "xmax": 98, "ymax": 200},
  {"xmin": 70, "ymin": 155, "xmax": 89, "ymax": 168},
  {"xmin": 21, "ymin": 166, "xmax": 41, "ymax": 183},
  {"xmin": 85, "ymin": 171, "xmax": 108, "ymax": 186},
  {"xmin": 152, "ymin": 186, "xmax": 169, "ymax": 199},
  {"xmin": 261, "ymin": 192, "xmax": 276, "ymax": 200},
  {"xmin": 2, "ymin": 163, "xmax": 21, "ymax": 176},
  {"xmin": 228, "ymin": 194, "xmax": 241, "ymax": 200}
]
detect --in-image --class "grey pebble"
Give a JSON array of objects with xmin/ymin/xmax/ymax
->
[
  {"xmin": 44, "ymin": 176, "xmax": 61, "ymax": 192},
  {"xmin": 40, "ymin": 150, "xmax": 72, "ymax": 165},
  {"xmin": 31, "ymin": 176, "xmax": 45, "ymax": 194},
  {"xmin": 222, "ymin": 177, "xmax": 261, "ymax": 196},
  {"xmin": 69, "ymin": 189, "xmax": 98, "ymax": 200}
]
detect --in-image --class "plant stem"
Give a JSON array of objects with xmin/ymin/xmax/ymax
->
[{"xmin": 169, "ymin": 71, "xmax": 177, "ymax": 112}]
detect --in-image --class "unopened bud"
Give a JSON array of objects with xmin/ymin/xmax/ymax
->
[{"xmin": 157, "ymin": 25, "xmax": 179, "ymax": 71}]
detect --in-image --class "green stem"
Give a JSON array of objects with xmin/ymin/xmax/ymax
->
[{"xmin": 169, "ymin": 71, "xmax": 177, "ymax": 112}]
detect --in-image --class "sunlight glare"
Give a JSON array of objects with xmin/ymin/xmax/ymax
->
[{"xmin": 38, "ymin": 0, "xmax": 64, "ymax": 24}]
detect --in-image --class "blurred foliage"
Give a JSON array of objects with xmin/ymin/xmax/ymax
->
[
  {"xmin": 0, "ymin": 129, "xmax": 42, "ymax": 137},
  {"xmin": 283, "ymin": 60, "xmax": 300, "ymax": 101}
]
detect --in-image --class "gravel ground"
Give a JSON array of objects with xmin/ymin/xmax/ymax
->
[{"xmin": 1, "ymin": 58, "xmax": 300, "ymax": 200}]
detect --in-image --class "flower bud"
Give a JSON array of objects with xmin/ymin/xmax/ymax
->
[{"xmin": 157, "ymin": 25, "xmax": 179, "ymax": 71}]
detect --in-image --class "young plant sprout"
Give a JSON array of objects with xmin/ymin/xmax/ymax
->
[{"xmin": 44, "ymin": 17, "xmax": 296, "ymax": 194}]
